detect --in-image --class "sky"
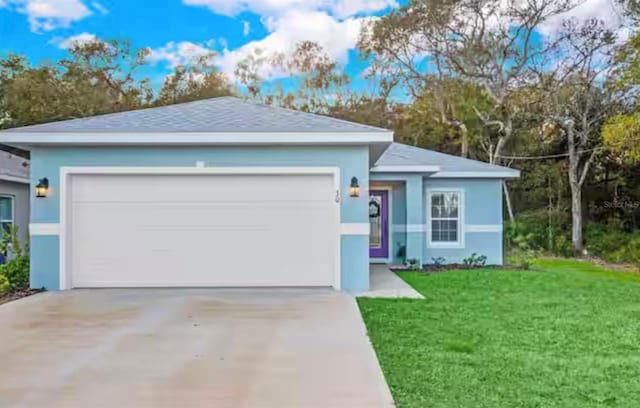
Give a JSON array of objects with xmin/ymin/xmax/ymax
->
[{"xmin": 0, "ymin": 0, "xmax": 629, "ymax": 91}]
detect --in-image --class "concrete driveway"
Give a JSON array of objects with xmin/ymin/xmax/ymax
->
[{"xmin": 0, "ymin": 289, "xmax": 394, "ymax": 408}]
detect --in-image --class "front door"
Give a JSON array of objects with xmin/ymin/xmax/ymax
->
[{"xmin": 369, "ymin": 190, "xmax": 389, "ymax": 259}]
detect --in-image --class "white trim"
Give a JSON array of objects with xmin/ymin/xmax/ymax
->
[
  {"xmin": 398, "ymin": 224, "xmax": 428, "ymax": 233},
  {"xmin": 0, "ymin": 174, "xmax": 29, "ymax": 184},
  {"xmin": 393, "ymin": 223, "xmax": 502, "ymax": 233},
  {"xmin": 340, "ymin": 223, "xmax": 370, "ymax": 235},
  {"xmin": 406, "ymin": 224, "xmax": 426, "ymax": 233},
  {"xmin": 0, "ymin": 131, "xmax": 393, "ymax": 146},
  {"xmin": 466, "ymin": 224, "xmax": 502, "ymax": 233},
  {"xmin": 430, "ymin": 171, "xmax": 519, "ymax": 179},
  {"xmin": 371, "ymin": 165, "xmax": 440, "ymax": 173},
  {"xmin": 58, "ymin": 166, "xmax": 342, "ymax": 291},
  {"xmin": 369, "ymin": 186, "xmax": 393, "ymax": 263},
  {"xmin": 29, "ymin": 223, "xmax": 60, "ymax": 235},
  {"xmin": 426, "ymin": 188, "xmax": 465, "ymax": 249}
]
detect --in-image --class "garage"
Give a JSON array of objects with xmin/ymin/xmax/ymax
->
[{"xmin": 66, "ymin": 169, "xmax": 339, "ymax": 288}]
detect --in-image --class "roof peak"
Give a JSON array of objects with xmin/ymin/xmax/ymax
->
[{"xmin": 1, "ymin": 96, "xmax": 390, "ymax": 134}]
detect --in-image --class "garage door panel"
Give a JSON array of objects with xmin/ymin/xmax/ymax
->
[
  {"xmin": 71, "ymin": 174, "xmax": 334, "ymax": 203},
  {"xmin": 70, "ymin": 173, "xmax": 337, "ymax": 288}
]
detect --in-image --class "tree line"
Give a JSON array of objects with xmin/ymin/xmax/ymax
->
[{"xmin": 2, "ymin": 0, "xmax": 640, "ymax": 263}]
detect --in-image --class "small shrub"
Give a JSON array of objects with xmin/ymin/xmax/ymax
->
[
  {"xmin": 504, "ymin": 210, "xmax": 571, "ymax": 256},
  {"xmin": 508, "ymin": 249, "xmax": 536, "ymax": 270},
  {"xmin": 406, "ymin": 258, "xmax": 421, "ymax": 270},
  {"xmin": 507, "ymin": 233, "xmax": 538, "ymax": 269},
  {"xmin": 0, "ymin": 226, "xmax": 29, "ymax": 292},
  {"xmin": 585, "ymin": 223, "xmax": 640, "ymax": 266},
  {"xmin": 0, "ymin": 274, "xmax": 9, "ymax": 296},
  {"xmin": 431, "ymin": 257, "xmax": 446, "ymax": 267},
  {"xmin": 1, "ymin": 255, "xmax": 29, "ymax": 291},
  {"xmin": 462, "ymin": 253, "xmax": 487, "ymax": 267}
]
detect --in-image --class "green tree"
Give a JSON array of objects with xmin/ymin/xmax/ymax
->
[{"xmin": 156, "ymin": 54, "xmax": 234, "ymax": 106}]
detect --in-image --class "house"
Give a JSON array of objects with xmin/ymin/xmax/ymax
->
[
  {"xmin": 0, "ymin": 150, "xmax": 30, "ymax": 256},
  {"xmin": 0, "ymin": 97, "xmax": 519, "ymax": 291}
]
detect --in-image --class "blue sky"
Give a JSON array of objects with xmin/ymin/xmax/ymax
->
[
  {"xmin": 0, "ymin": 0, "xmax": 621, "ymax": 97},
  {"xmin": 0, "ymin": 0, "xmax": 403, "ymax": 90}
]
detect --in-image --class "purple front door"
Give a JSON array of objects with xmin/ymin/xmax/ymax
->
[{"xmin": 369, "ymin": 190, "xmax": 389, "ymax": 259}]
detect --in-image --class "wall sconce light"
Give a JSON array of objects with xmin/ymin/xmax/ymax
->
[
  {"xmin": 35, "ymin": 178, "xmax": 49, "ymax": 198},
  {"xmin": 349, "ymin": 176, "xmax": 360, "ymax": 197}
]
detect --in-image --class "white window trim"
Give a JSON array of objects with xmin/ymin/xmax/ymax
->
[{"xmin": 426, "ymin": 188, "xmax": 465, "ymax": 249}]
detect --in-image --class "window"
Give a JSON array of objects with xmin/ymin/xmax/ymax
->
[
  {"xmin": 0, "ymin": 195, "xmax": 14, "ymax": 234},
  {"xmin": 428, "ymin": 190, "xmax": 462, "ymax": 246}
]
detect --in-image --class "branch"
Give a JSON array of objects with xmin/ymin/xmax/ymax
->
[
  {"xmin": 578, "ymin": 148, "xmax": 598, "ymax": 187},
  {"xmin": 473, "ymin": 106, "xmax": 505, "ymax": 132}
]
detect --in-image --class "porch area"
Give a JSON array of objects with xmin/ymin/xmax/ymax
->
[{"xmin": 368, "ymin": 175, "xmax": 426, "ymax": 266}]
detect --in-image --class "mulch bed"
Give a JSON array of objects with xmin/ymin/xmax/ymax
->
[
  {"xmin": 391, "ymin": 264, "xmax": 521, "ymax": 273},
  {"xmin": 0, "ymin": 288, "xmax": 45, "ymax": 306}
]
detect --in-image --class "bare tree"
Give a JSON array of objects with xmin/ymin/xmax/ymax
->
[
  {"xmin": 359, "ymin": 0, "xmax": 581, "ymax": 219},
  {"xmin": 536, "ymin": 19, "xmax": 618, "ymax": 254}
]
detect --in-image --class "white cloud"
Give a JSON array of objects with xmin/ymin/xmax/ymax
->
[
  {"xmin": 55, "ymin": 31, "xmax": 96, "ymax": 48},
  {"xmin": 91, "ymin": 1, "xmax": 106, "ymax": 14},
  {"xmin": 179, "ymin": 0, "xmax": 397, "ymax": 82},
  {"xmin": 148, "ymin": 40, "xmax": 216, "ymax": 68},
  {"xmin": 0, "ymin": 0, "xmax": 103, "ymax": 31},
  {"xmin": 182, "ymin": 0, "xmax": 396, "ymax": 19},
  {"xmin": 217, "ymin": 10, "xmax": 368, "ymax": 79},
  {"xmin": 539, "ymin": 0, "xmax": 627, "ymax": 37},
  {"xmin": 242, "ymin": 20, "xmax": 250, "ymax": 36}
]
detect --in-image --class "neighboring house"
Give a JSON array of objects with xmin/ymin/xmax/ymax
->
[
  {"xmin": 0, "ymin": 151, "xmax": 30, "ymax": 261},
  {"xmin": 0, "ymin": 97, "xmax": 519, "ymax": 291}
]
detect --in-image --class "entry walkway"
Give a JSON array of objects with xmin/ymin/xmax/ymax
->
[{"xmin": 358, "ymin": 265, "xmax": 424, "ymax": 299}]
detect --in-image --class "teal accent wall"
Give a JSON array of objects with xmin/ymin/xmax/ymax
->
[
  {"xmin": 30, "ymin": 235, "xmax": 59, "ymax": 289},
  {"xmin": 29, "ymin": 145, "xmax": 370, "ymax": 291},
  {"xmin": 391, "ymin": 184, "xmax": 406, "ymax": 264}
]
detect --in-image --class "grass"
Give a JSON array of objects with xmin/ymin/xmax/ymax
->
[{"xmin": 357, "ymin": 259, "xmax": 640, "ymax": 407}]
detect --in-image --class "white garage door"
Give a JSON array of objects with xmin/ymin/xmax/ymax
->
[{"xmin": 68, "ymin": 172, "xmax": 338, "ymax": 288}]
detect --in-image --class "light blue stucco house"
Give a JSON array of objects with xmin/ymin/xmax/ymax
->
[{"xmin": 0, "ymin": 97, "xmax": 519, "ymax": 292}]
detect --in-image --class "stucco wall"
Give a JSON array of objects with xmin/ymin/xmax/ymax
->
[
  {"xmin": 29, "ymin": 145, "xmax": 370, "ymax": 291},
  {"xmin": 369, "ymin": 174, "xmax": 506, "ymax": 265},
  {"xmin": 423, "ymin": 178, "xmax": 504, "ymax": 264},
  {"xmin": 0, "ymin": 179, "xmax": 29, "ymax": 244}
]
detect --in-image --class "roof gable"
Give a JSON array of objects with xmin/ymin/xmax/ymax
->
[{"xmin": 375, "ymin": 143, "xmax": 519, "ymax": 178}]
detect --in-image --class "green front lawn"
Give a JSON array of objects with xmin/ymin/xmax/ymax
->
[{"xmin": 357, "ymin": 260, "xmax": 640, "ymax": 407}]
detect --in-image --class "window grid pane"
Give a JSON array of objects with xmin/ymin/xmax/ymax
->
[
  {"xmin": 0, "ymin": 197, "xmax": 12, "ymax": 221},
  {"xmin": 430, "ymin": 192, "xmax": 460, "ymax": 243}
]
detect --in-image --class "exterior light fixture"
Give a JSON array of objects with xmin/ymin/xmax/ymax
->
[
  {"xmin": 349, "ymin": 176, "xmax": 360, "ymax": 197},
  {"xmin": 35, "ymin": 178, "xmax": 49, "ymax": 198}
]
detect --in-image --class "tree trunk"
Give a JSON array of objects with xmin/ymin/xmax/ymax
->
[
  {"xmin": 502, "ymin": 180, "xmax": 515, "ymax": 221},
  {"xmin": 460, "ymin": 124, "xmax": 469, "ymax": 158},
  {"xmin": 570, "ymin": 182, "xmax": 583, "ymax": 255},
  {"xmin": 566, "ymin": 125, "xmax": 584, "ymax": 256}
]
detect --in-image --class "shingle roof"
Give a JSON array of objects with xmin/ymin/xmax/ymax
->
[
  {"xmin": 2, "ymin": 97, "xmax": 389, "ymax": 134},
  {"xmin": 0, "ymin": 152, "xmax": 29, "ymax": 182},
  {"xmin": 376, "ymin": 143, "xmax": 519, "ymax": 177}
]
